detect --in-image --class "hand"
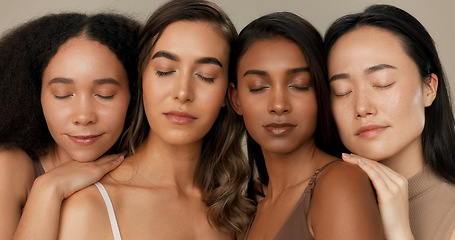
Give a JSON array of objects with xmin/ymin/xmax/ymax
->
[
  {"xmin": 342, "ymin": 153, "xmax": 414, "ymax": 240},
  {"xmin": 36, "ymin": 153, "xmax": 125, "ymax": 200}
]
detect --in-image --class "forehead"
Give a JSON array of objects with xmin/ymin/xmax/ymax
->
[
  {"xmin": 328, "ymin": 26, "xmax": 412, "ymax": 71},
  {"xmin": 153, "ymin": 20, "xmax": 230, "ymax": 62},
  {"xmin": 239, "ymin": 38, "xmax": 307, "ymax": 66}
]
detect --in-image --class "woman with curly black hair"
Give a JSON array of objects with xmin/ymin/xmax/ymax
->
[{"xmin": 0, "ymin": 13, "xmax": 140, "ymax": 239}]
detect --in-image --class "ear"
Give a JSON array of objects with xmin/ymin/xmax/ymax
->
[
  {"xmin": 228, "ymin": 82, "xmax": 243, "ymax": 115},
  {"xmin": 423, "ymin": 73, "xmax": 438, "ymax": 107}
]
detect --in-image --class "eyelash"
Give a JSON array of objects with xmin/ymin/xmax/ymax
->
[
  {"xmin": 54, "ymin": 94, "xmax": 72, "ymax": 99},
  {"xmin": 95, "ymin": 94, "xmax": 114, "ymax": 99},
  {"xmin": 375, "ymin": 82, "xmax": 395, "ymax": 89},
  {"xmin": 334, "ymin": 91, "xmax": 352, "ymax": 97},
  {"xmin": 195, "ymin": 73, "xmax": 214, "ymax": 83},
  {"xmin": 292, "ymin": 86, "xmax": 310, "ymax": 91},
  {"xmin": 156, "ymin": 70, "xmax": 175, "ymax": 77},
  {"xmin": 249, "ymin": 87, "xmax": 267, "ymax": 93},
  {"xmin": 53, "ymin": 94, "xmax": 114, "ymax": 100},
  {"xmin": 156, "ymin": 71, "xmax": 215, "ymax": 83}
]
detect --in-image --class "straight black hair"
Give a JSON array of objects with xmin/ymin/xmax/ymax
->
[{"xmin": 324, "ymin": 4, "xmax": 455, "ymax": 184}]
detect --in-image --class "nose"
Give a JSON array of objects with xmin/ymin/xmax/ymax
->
[
  {"xmin": 268, "ymin": 86, "xmax": 290, "ymax": 115},
  {"xmin": 172, "ymin": 72, "xmax": 194, "ymax": 103},
  {"xmin": 72, "ymin": 96, "xmax": 97, "ymax": 126},
  {"xmin": 354, "ymin": 89, "xmax": 377, "ymax": 119}
]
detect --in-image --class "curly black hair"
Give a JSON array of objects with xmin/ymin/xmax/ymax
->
[{"xmin": 0, "ymin": 13, "xmax": 140, "ymax": 160}]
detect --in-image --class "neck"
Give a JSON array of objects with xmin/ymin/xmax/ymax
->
[
  {"xmin": 380, "ymin": 137, "xmax": 425, "ymax": 179},
  {"xmin": 263, "ymin": 141, "xmax": 319, "ymax": 198},
  {"xmin": 39, "ymin": 144, "xmax": 72, "ymax": 171},
  {"xmin": 129, "ymin": 133, "xmax": 203, "ymax": 190}
]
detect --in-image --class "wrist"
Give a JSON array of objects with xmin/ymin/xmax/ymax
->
[{"xmin": 32, "ymin": 174, "xmax": 65, "ymax": 202}]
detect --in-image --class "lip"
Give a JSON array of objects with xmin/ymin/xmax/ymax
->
[
  {"xmin": 355, "ymin": 125, "xmax": 388, "ymax": 138},
  {"xmin": 263, "ymin": 122, "xmax": 297, "ymax": 136},
  {"xmin": 68, "ymin": 134, "xmax": 104, "ymax": 145},
  {"xmin": 163, "ymin": 110, "xmax": 197, "ymax": 124}
]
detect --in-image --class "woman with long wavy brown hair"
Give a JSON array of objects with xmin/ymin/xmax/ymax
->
[{"xmin": 58, "ymin": 0, "xmax": 254, "ymax": 239}]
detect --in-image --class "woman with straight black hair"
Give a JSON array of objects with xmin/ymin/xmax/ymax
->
[
  {"xmin": 325, "ymin": 4, "xmax": 455, "ymax": 240},
  {"xmin": 229, "ymin": 12, "xmax": 384, "ymax": 239}
]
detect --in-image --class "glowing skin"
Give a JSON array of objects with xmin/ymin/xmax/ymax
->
[
  {"xmin": 142, "ymin": 21, "xmax": 228, "ymax": 147},
  {"xmin": 233, "ymin": 37, "xmax": 317, "ymax": 155},
  {"xmin": 328, "ymin": 26, "xmax": 436, "ymax": 175},
  {"xmin": 41, "ymin": 37, "xmax": 130, "ymax": 163}
]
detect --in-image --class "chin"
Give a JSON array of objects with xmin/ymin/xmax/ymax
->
[{"xmin": 71, "ymin": 151, "xmax": 105, "ymax": 163}]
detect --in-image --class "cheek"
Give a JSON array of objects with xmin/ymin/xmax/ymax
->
[
  {"xmin": 103, "ymin": 97, "xmax": 130, "ymax": 133},
  {"xmin": 41, "ymin": 96, "xmax": 67, "ymax": 133},
  {"xmin": 331, "ymin": 99, "xmax": 352, "ymax": 138},
  {"xmin": 200, "ymin": 81, "xmax": 228, "ymax": 109}
]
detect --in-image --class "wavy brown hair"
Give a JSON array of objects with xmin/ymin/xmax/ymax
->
[{"xmin": 124, "ymin": 0, "xmax": 254, "ymax": 235}]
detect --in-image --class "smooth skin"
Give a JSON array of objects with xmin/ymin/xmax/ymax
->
[
  {"xmin": 7, "ymin": 36, "xmax": 130, "ymax": 240},
  {"xmin": 58, "ymin": 21, "xmax": 232, "ymax": 239},
  {"xmin": 229, "ymin": 37, "xmax": 384, "ymax": 239},
  {"xmin": 327, "ymin": 26, "xmax": 455, "ymax": 240}
]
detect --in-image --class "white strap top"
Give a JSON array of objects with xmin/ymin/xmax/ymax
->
[{"xmin": 95, "ymin": 182, "xmax": 122, "ymax": 240}]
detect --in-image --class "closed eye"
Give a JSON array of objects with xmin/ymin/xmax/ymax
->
[
  {"xmin": 156, "ymin": 70, "xmax": 175, "ymax": 77},
  {"xmin": 375, "ymin": 82, "xmax": 395, "ymax": 89},
  {"xmin": 290, "ymin": 86, "xmax": 310, "ymax": 91},
  {"xmin": 54, "ymin": 94, "xmax": 73, "ymax": 99},
  {"xmin": 95, "ymin": 94, "xmax": 114, "ymax": 99},
  {"xmin": 249, "ymin": 87, "xmax": 268, "ymax": 93},
  {"xmin": 195, "ymin": 73, "xmax": 215, "ymax": 83},
  {"xmin": 333, "ymin": 91, "xmax": 352, "ymax": 97}
]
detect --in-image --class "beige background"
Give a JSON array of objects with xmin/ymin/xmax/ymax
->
[{"xmin": 1, "ymin": 0, "xmax": 454, "ymax": 101}]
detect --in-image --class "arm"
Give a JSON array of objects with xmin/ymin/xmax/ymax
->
[
  {"xmin": 342, "ymin": 154, "xmax": 414, "ymax": 240},
  {"xmin": 0, "ymin": 148, "xmax": 35, "ymax": 239},
  {"xmin": 13, "ymin": 153, "xmax": 124, "ymax": 240},
  {"xmin": 308, "ymin": 161, "xmax": 385, "ymax": 239}
]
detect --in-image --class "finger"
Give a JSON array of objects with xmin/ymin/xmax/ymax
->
[{"xmin": 343, "ymin": 154, "xmax": 392, "ymax": 183}]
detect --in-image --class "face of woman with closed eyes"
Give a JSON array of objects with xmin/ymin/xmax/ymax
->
[
  {"xmin": 141, "ymin": 20, "xmax": 229, "ymax": 146},
  {"xmin": 230, "ymin": 37, "xmax": 318, "ymax": 154},
  {"xmin": 328, "ymin": 26, "xmax": 437, "ymax": 162},
  {"xmin": 41, "ymin": 36, "xmax": 130, "ymax": 162}
]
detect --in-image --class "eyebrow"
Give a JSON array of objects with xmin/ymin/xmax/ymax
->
[
  {"xmin": 93, "ymin": 78, "xmax": 121, "ymax": 86},
  {"xmin": 47, "ymin": 78, "xmax": 120, "ymax": 86},
  {"xmin": 243, "ymin": 70, "xmax": 268, "ymax": 77},
  {"xmin": 195, "ymin": 57, "xmax": 222, "ymax": 68},
  {"xmin": 47, "ymin": 78, "xmax": 73, "ymax": 86},
  {"xmin": 365, "ymin": 64, "xmax": 397, "ymax": 74},
  {"xmin": 151, "ymin": 51, "xmax": 178, "ymax": 61},
  {"xmin": 243, "ymin": 67, "xmax": 310, "ymax": 78},
  {"xmin": 287, "ymin": 67, "xmax": 310, "ymax": 75},
  {"xmin": 151, "ymin": 50, "xmax": 222, "ymax": 67},
  {"xmin": 329, "ymin": 64, "xmax": 397, "ymax": 82}
]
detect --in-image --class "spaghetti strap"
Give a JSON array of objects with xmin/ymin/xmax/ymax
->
[
  {"xmin": 308, "ymin": 160, "xmax": 339, "ymax": 189},
  {"xmin": 95, "ymin": 182, "xmax": 122, "ymax": 240}
]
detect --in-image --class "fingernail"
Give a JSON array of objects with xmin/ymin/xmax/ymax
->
[
  {"xmin": 342, "ymin": 153, "xmax": 351, "ymax": 159},
  {"xmin": 358, "ymin": 159, "xmax": 365, "ymax": 165}
]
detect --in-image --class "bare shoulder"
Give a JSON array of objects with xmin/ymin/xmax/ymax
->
[
  {"xmin": 317, "ymin": 160, "xmax": 371, "ymax": 188},
  {"xmin": 308, "ymin": 160, "xmax": 385, "ymax": 239},
  {"xmin": 0, "ymin": 146, "xmax": 35, "ymax": 174},
  {"xmin": 59, "ymin": 184, "xmax": 112, "ymax": 239},
  {"xmin": 0, "ymin": 146, "xmax": 35, "ymax": 197},
  {"xmin": 0, "ymin": 146, "xmax": 35, "ymax": 238}
]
